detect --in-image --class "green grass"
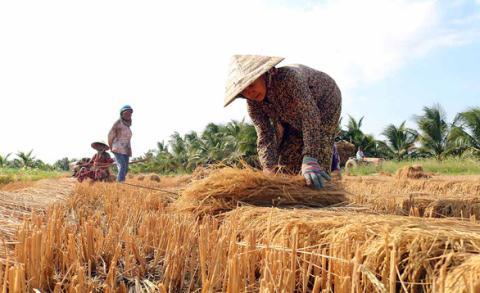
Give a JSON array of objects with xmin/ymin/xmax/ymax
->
[
  {"xmin": 0, "ymin": 168, "xmax": 65, "ymax": 185},
  {"xmin": 347, "ymin": 157, "xmax": 480, "ymax": 176}
]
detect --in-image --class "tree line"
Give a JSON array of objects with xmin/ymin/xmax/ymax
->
[
  {"xmin": 1, "ymin": 104, "xmax": 478, "ymax": 174},
  {"xmin": 0, "ymin": 150, "xmax": 72, "ymax": 171},
  {"xmin": 131, "ymin": 104, "xmax": 479, "ymax": 174}
]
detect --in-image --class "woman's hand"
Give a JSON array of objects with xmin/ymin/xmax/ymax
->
[{"xmin": 301, "ymin": 156, "xmax": 331, "ymax": 189}]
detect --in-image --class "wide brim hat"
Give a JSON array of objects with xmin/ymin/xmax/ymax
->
[
  {"xmin": 91, "ymin": 141, "xmax": 109, "ymax": 151},
  {"xmin": 224, "ymin": 55, "xmax": 284, "ymax": 107}
]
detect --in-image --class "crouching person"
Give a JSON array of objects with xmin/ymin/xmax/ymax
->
[{"xmin": 77, "ymin": 142, "xmax": 114, "ymax": 182}]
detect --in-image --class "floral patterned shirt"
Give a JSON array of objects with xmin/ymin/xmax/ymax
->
[{"xmin": 247, "ymin": 64, "xmax": 341, "ymax": 170}]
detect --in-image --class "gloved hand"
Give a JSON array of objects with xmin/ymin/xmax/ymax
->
[{"xmin": 301, "ymin": 156, "xmax": 331, "ymax": 189}]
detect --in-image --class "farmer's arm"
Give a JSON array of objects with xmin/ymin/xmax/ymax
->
[
  {"xmin": 87, "ymin": 154, "xmax": 97, "ymax": 166},
  {"xmin": 247, "ymin": 102, "xmax": 278, "ymax": 170},
  {"xmin": 108, "ymin": 121, "xmax": 118, "ymax": 149}
]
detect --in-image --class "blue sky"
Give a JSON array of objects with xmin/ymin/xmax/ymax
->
[
  {"xmin": 0, "ymin": 0, "xmax": 479, "ymax": 162},
  {"xmin": 350, "ymin": 39, "xmax": 480, "ymax": 137},
  {"xmin": 339, "ymin": 0, "xmax": 480, "ymax": 137}
]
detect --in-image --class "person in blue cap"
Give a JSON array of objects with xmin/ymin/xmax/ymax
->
[{"xmin": 108, "ymin": 105, "xmax": 133, "ymax": 182}]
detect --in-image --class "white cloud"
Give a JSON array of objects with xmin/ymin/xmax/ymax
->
[{"xmin": 0, "ymin": 0, "xmax": 477, "ymax": 162}]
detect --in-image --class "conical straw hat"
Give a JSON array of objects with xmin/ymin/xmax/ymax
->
[
  {"xmin": 224, "ymin": 55, "xmax": 284, "ymax": 107},
  {"xmin": 91, "ymin": 141, "xmax": 109, "ymax": 151}
]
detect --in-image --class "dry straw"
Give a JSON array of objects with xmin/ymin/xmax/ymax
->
[
  {"xmin": 442, "ymin": 254, "xmax": 480, "ymax": 292},
  {"xmin": 395, "ymin": 165, "xmax": 431, "ymax": 179},
  {"xmin": 0, "ymin": 178, "xmax": 73, "ymax": 260},
  {"xmin": 175, "ymin": 167, "xmax": 347, "ymax": 215},
  {"xmin": 2, "ymin": 168, "xmax": 480, "ymax": 291},
  {"xmin": 345, "ymin": 174, "xmax": 480, "ymax": 218}
]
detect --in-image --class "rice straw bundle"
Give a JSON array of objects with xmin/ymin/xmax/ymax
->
[
  {"xmin": 442, "ymin": 254, "xmax": 480, "ymax": 292},
  {"xmin": 221, "ymin": 206, "xmax": 480, "ymax": 292},
  {"xmin": 344, "ymin": 175, "xmax": 480, "ymax": 218},
  {"xmin": 148, "ymin": 174, "xmax": 161, "ymax": 182},
  {"xmin": 345, "ymin": 175, "xmax": 480, "ymax": 197},
  {"xmin": 395, "ymin": 165, "xmax": 431, "ymax": 179},
  {"xmin": 424, "ymin": 198, "xmax": 480, "ymax": 218},
  {"xmin": 335, "ymin": 140, "xmax": 355, "ymax": 166},
  {"xmin": 175, "ymin": 167, "xmax": 347, "ymax": 215}
]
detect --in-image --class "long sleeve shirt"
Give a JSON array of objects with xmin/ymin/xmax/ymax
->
[
  {"xmin": 108, "ymin": 119, "xmax": 133, "ymax": 157},
  {"xmin": 247, "ymin": 64, "xmax": 341, "ymax": 170}
]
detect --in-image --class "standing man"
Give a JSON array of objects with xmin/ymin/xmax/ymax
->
[
  {"xmin": 108, "ymin": 105, "xmax": 133, "ymax": 182},
  {"xmin": 224, "ymin": 55, "xmax": 342, "ymax": 189}
]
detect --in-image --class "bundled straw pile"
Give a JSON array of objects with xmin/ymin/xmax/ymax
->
[
  {"xmin": 175, "ymin": 167, "xmax": 347, "ymax": 215},
  {"xmin": 335, "ymin": 140, "xmax": 355, "ymax": 166},
  {"xmin": 148, "ymin": 173, "xmax": 161, "ymax": 182},
  {"xmin": 395, "ymin": 165, "xmax": 431, "ymax": 179}
]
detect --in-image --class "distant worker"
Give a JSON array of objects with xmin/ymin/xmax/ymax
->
[
  {"xmin": 224, "ymin": 55, "xmax": 342, "ymax": 189},
  {"xmin": 331, "ymin": 143, "xmax": 341, "ymax": 172},
  {"xmin": 108, "ymin": 105, "xmax": 133, "ymax": 182},
  {"xmin": 76, "ymin": 141, "xmax": 114, "ymax": 182},
  {"xmin": 356, "ymin": 146, "xmax": 365, "ymax": 162}
]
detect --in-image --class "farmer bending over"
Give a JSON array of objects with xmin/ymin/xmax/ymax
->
[{"xmin": 224, "ymin": 55, "xmax": 342, "ymax": 189}]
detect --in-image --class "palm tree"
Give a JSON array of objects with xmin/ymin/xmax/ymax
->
[
  {"xmin": 0, "ymin": 153, "xmax": 11, "ymax": 168},
  {"xmin": 449, "ymin": 107, "xmax": 480, "ymax": 156},
  {"xmin": 381, "ymin": 121, "xmax": 418, "ymax": 160},
  {"xmin": 344, "ymin": 115, "xmax": 365, "ymax": 146},
  {"xmin": 144, "ymin": 141, "xmax": 177, "ymax": 174},
  {"xmin": 414, "ymin": 104, "xmax": 449, "ymax": 160},
  {"xmin": 341, "ymin": 116, "xmax": 383, "ymax": 157},
  {"xmin": 16, "ymin": 150, "xmax": 36, "ymax": 168}
]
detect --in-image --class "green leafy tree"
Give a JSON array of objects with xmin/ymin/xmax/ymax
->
[
  {"xmin": 32, "ymin": 159, "xmax": 52, "ymax": 170},
  {"xmin": 16, "ymin": 150, "xmax": 36, "ymax": 168},
  {"xmin": 132, "ymin": 120, "xmax": 258, "ymax": 174},
  {"xmin": 340, "ymin": 115, "xmax": 385, "ymax": 157},
  {"xmin": 381, "ymin": 121, "xmax": 418, "ymax": 160},
  {"xmin": 414, "ymin": 104, "xmax": 450, "ymax": 160},
  {"xmin": 54, "ymin": 157, "xmax": 72, "ymax": 171},
  {"xmin": 449, "ymin": 107, "xmax": 480, "ymax": 156},
  {"xmin": 343, "ymin": 115, "xmax": 365, "ymax": 146},
  {"xmin": 0, "ymin": 153, "xmax": 11, "ymax": 168}
]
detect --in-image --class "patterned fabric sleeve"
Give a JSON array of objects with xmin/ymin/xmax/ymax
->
[
  {"xmin": 108, "ymin": 120, "xmax": 120, "ymax": 148},
  {"xmin": 247, "ymin": 101, "xmax": 278, "ymax": 169},
  {"xmin": 287, "ymin": 72, "xmax": 330, "ymax": 169}
]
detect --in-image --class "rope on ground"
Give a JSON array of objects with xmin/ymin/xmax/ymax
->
[{"xmin": 121, "ymin": 182, "xmax": 180, "ymax": 196}]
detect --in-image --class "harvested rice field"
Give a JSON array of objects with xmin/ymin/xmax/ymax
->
[{"xmin": 1, "ymin": 167, "xmax": 480, "ymax": 292}]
